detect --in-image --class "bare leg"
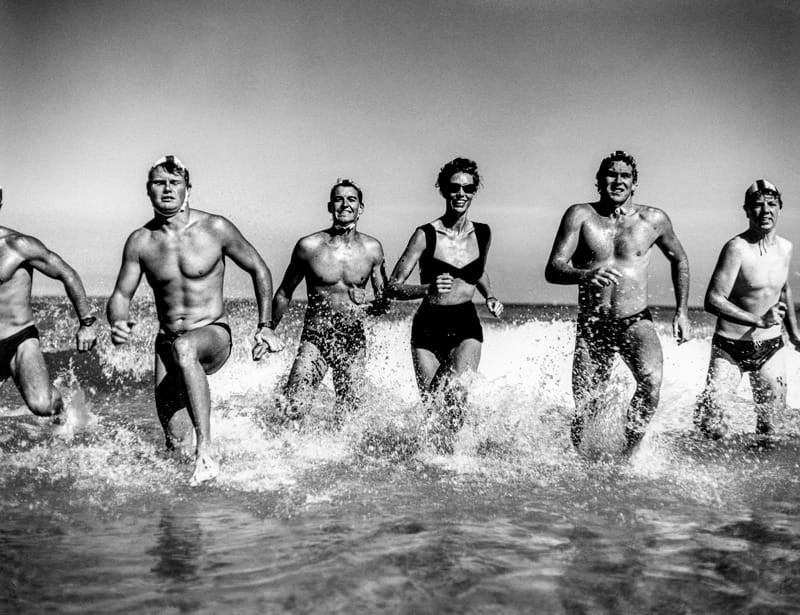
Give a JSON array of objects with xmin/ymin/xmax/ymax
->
[
  {"xmin": 571, "ymin": 337, "xmax": 612, "ymax": 448},
  {"xmin": 618, "ymin": 319, "xmax": 663, "ymax": 454},
  {"xmin": 154, "ymin": 354, "xmax": 189, "ymax": 451},
  {"xmin": 749, "ymin": 349, "xmax": 787, "ymax": 438},
  {"xmin": 282, "ymin": 341, "xmax": 327, "ymax": 421},
  {"xmin": 157, "ymin": 325, "xmax": 231, "ymax": 485},
  {"xmin": 10, "ymin": 337, "xmax": 63, "ymax": 419},
  {"xmin": 411, "ymin": 346, "xmax": 440, "ymax": 401},
  {"xmin": 331, "ymin": 345, "xmax": 366, "ymax": 427},
  {"xmin": 432, "ymin": 338, "xmax": 481, "ymax": 432},
  {"xmin": 695, "ymin": 347, "xmax": 741, "ymax": 439}
]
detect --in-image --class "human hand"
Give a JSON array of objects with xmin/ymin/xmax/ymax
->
[
  {"xmin": 672, "ymin": 311, "xmax": 690, "ymax": 344},
  {"xmin": 585, "ymin": 266, "xmax": 622, "ymax": 287},
  {"xmin": 348, "ymin": 287, "xmax": 368, "ymax": 305},
  {"xmin": 76, "ymin": 322, "xmax": 98, "ymax": 352},
  {"xmin": 110, "ymin": 320, "xmax": 136, "ymax": 346},
  {"xmin": 432, "ymin": 273, "xmax": 453, "ymax": 295},
  {"xmin": 253, "ymin": 326, "xmax": 284, "ymax": 360},
  {"xmin": 486, "ymin": 296, "xmax": 504, "ymax": 318},
  {"xmin": 760, "ymin": 302, "xmax": 786, "ymax": 328}
]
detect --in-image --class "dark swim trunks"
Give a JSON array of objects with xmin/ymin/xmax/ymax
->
[
  {"xmin": 712, "ymin": 334, "xmax": 784, "ymax": 373},
  {"xmin": 0, "ymin": 325, "xmax": 39, "ymax": 378},
  {"xmin": 155, "ymin": 322, "xmax": 232, "ymax": 375},
  {"xmin": 577, "ymin": 308, "xmax": 653, "ymax": 355},
  {"xmin": 300, "ymin": 311, "xmax": 367, "ymax": 367},
  {"xmin": 411, "ymin": 301, "xmax": 483, "ymax": 363}
]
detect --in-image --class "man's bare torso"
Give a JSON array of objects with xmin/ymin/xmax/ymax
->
[
  {"xmin": 0, "ymin": 228, "xmax": 39, "ymax": 337},
  {"xmin": 717, "ymin": 234, "xmax": 791, "ymax": 341},
  {"xmin": 133, "ymin": 210, "xmax": 227, "ymax": 332},
  {"xmin": 574, "ymin": 202, "xmax": 664, "ymax": 318},
  {"xmin": 299, "ymin": 230, "xmax": 379, "ymax": 318}
]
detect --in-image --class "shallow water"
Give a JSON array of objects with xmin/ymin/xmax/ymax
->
[{"xmin": 2, "ymin": 299, "xmax": 800, "ymax": 614}]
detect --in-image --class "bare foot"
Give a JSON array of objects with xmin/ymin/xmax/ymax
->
[{"xmin": 189, "ymin": 452, "xmax": 220, "ymax": 486}]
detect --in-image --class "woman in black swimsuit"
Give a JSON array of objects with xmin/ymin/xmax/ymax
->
[{"xmin": 389, "ymin": 158, "xmax": 503, "ymax": 448}]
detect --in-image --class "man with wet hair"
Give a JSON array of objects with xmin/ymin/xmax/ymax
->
[
  {"xmin": 271, "ymin": 178, "xmax": 388, "ymax": 425},
  {"xmin": 695, "ymin": 179, "xmax": 800, "ymax": 442},
  {"xmin": 0, "ymin": 186, "xmax": 97, "ymax": 420},
  {"xmin": 545, "ymin": 150, "xmax": 690, "ymax": 455},
  {"xmin": 107, "ymin": 155, "xmax": 282, "ymax": 485}
]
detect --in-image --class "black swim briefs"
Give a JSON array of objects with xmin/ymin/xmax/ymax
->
[
  {"xmin": 712, "ymin": 334, "xmax": 784, "ymax": 373},
  {"xmin": 0, "ymin": 325, "xmax": 39, "ymax": 378},
  {"xmin": 577, "ymin": 308, "xmax": 653, "ymax": 355},
  {"xmin": 155, "ymin": 321, "xmax": 232, "ymax": 375},
  {"xmin": 299, "ymin": 311, "xmax": 367, "ymax": 367},
  {"xmin": 411, "ymin": 301, "xmax": 483, "ymax": 363}
]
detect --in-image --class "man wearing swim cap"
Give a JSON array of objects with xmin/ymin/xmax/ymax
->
[
  {"xmin": 546, "ymin": 151, "xmax": 691, "ymax": 456},
  {"xmin": 270, "ymin": 179, "xmax": 388, "ymax": 426},
  {"xmin": 107, "ymin": 156, "xmax": 283, "ymax": 485},
  {"xmin": 695, "ymin": 179, "xmax": 800, "ymax": 443},
  {"xmin": 0, "ymin": 186, "xmax": 97, "ymax": 420}
]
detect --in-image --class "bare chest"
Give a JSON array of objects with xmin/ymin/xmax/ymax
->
[
  {"xmin": 142, "ymin": 232, "xmax": 224, "ymax": 282},
  {"xmin": 307, "ymin": 244, "xmax": 373, "ymax": 285},
  {"xmin": 736, "ymin": 248, "xmax": 789, "ymax": 294},
  {"xmin": 581, "ymin": 217, "xmax": 656, "ymax": 261}
]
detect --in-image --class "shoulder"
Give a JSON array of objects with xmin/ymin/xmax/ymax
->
[
  {"xmin": 294, "ymin": 231, "xmax": 327, "ymax": 256},
  {"xmin": 776, "ymin": 235, "xmax": 793, "ymax": 254},
  {"xmin": 562, "ymin": 202, "xmax": 594, "ymax": 224},
  {"xmin": 6, "ymin": 230, "xmax": 48, "ymax": 257},
  {"xmin": 635, "ymin": 204, "xmax": 675, "ymax": 232},
  {"xmin": 196, "ymin": 210, "xmax": 237, "ymax": 234},
  {"xmin": 357, "ymin": 231, "xmax": 384, "ymax": 250},
  {"xmin": 719, "ymin": 235, "xmax": 748, "ymax": 259}
]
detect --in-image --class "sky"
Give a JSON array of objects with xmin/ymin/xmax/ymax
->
[{"xmin": 1, "ymin": 0, "xmax": 798, "ymax": 305}]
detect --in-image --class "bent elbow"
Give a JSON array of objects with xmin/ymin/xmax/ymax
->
[{"xmin": 544, "ymin": 264, "xmax": 559, "ymax": 284}]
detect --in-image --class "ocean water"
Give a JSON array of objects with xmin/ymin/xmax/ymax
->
[{"xmin": 2, "ymin": 299, "xmax": 800, "ymax": 614}]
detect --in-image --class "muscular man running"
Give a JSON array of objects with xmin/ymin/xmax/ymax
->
[
  {"xmin": 271, "ymin": 179, "xmax": 388, "ymax": 424},
  {"xmin": 545, "ymin": 150, "xmax": 690, "ymax": 454},
  {"xmin": 0, "ymin": 186, "xmax": 97, "ymax": 419},
  {"xmin": 107, "ymin": 156, "xmax": 282, "ymax": 485},
  {"xmin": 695, "ymin": 179, "xmax": 800, "ymax": 441}
]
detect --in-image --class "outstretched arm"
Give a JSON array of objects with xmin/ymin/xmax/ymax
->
[
  {"xmin": 476, "ymin": 271, "xmax": 503, "ymax": 318},
  {"xmin": 782, "ymin": 283, "xmax": 800, "ymax": 350},
  {"xmin": 107, "ymin": 234, "xmax": 143, "ymax": 346},
  {"xmin": 655, "ymin": 213, "xmax": 690, "ymax": 342},
  {"xmin": 387, "ymin": 228, "xmax": 432, "ymax": 300},
  {"xmin": 474, "ymin": 232, "xmax": 502, "ymax": 317},
  {"xmin": 365, "ymin": 246, "xmax": 390, "ymax": 316},
  {"xmin": 19, "ymin": 235, "xmax": 97, "ymax": 351},
  {"xmin": 219, "ymin": 218, "xmax": 282, "ymax": 356},
  {"xmin": 271, "ymin": 241, "xmax": 307, "ymax": 330}
]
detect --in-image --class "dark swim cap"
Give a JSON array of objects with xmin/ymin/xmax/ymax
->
[{"xmin": 745, "ymin": 179, "xmax": 781, "ymax": 205}]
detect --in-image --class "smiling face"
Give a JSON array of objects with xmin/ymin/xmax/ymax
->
[
  {"xmin": 147, "ymin": 166, "xmax": 189, "ymax": 217},
  {"xmin": 744, "ymin": 191, "xmax": 781, "ymax": 233},
  {"xmin": 328, "ymin": 185, "xmax": 363, "ymax": 228},
  {"xmin": 441, "ymin": 171, "xmax": 477, "ymax": 215}
]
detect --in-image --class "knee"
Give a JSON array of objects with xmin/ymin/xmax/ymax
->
[
  {"xmin": 27, "ymin": 387, "xmax": 58, "ymax": 416},
  {"xmin": 171, "ymin": 337, "xmax": 199, "ymax": 368}
]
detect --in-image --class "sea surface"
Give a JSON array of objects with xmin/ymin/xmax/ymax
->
[{"xmin": 2, "ymin": 299, "xmax": 800, "ymax": 614}]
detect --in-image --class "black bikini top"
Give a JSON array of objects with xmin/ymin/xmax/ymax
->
[{"xmin": 418, "ymin": 222, "xmax": 490, "ymax": 285}]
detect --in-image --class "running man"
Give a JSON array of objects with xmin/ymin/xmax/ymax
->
[
  {"xmin": 545, "ymin": 150, "xmax": 690, "ymax": 454},
  {"xmin": 695, "ymin": 179, "xmax": 800, "ymax": 441},
  {"xmin": 271, "ymin": 179, "xmax": 388, "ymax": 425},
  {"xmin": 107, "ymin": 156, "xmax": 282, "ymax": 485},
  {"xmin": 0, "ymin": 186, "xmax": 97, "ymax": 419}
]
